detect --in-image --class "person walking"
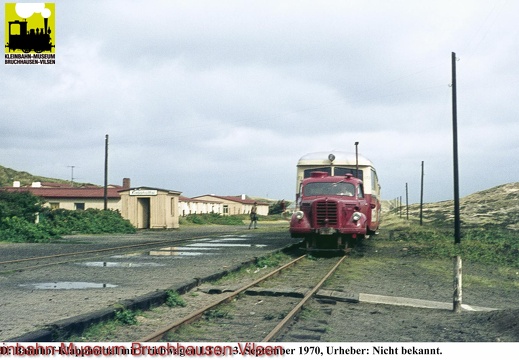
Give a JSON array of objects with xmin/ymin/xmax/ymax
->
[{"xmin": 248, "ymin": 202, "xmax": 258, "ymax": 229}]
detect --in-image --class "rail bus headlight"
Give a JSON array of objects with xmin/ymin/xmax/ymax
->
[
  {"xmin": 295, "ymin": 211, "xmax": 305, "ymax": 220},
  {"xmin": 352, "ymin": 212, "xmax": 362, "ymax": 222}
]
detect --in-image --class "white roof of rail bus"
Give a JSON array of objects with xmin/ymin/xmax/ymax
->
[{"xmin": 297, "ymin": 151, "xmax": 374, "ymax": 168}]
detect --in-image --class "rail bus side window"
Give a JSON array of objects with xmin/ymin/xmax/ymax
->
[
  {"xmin": 371, "ymin": 169, "xmax": 378, "ymax": 191},
  {"xmin": 303, "ymin": 167, "xmax": 331, "ymax": 178},
  {"xmin": 335, "ymin": 167, "xmax": 363, "ymax": 181},
  {"xmin": 358, "ymin": 184, "xmax": 364, "ymax": 199}
]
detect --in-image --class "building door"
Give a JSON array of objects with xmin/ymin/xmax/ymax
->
[{"xmin": 137, "ymin": 197, "xmax": 151, "ymax": 228}]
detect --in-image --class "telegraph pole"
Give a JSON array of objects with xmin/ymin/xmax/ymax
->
[
  {"xmin": 452, "ymin": 52, "xmax": 462, "ymax": 313},
  {"xmin": 405, "ymin": 183, "xmax": 409, "ymax": 220},
  {"xmin": 452, "ymin": 52, "xmax": 461, "ymax": 245},
  {"xmin": 354, "ymin": 141, "xmax": 359, "ymax": 178},
  {"xmin": 104, "ymin": 134, "xmax": 109, "ymax": 210},
  {"xmin": 67, "ymin": 165, "xmax": 75, "ymax": 187},
  {"xmin": 420, "ymin": 161, "xmax": 424, "ymax": 225}
]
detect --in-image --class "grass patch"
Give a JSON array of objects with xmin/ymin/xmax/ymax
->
[
  {"xmin": 114, "ymin": 308, "xmax": 139, "ymax": 325},
  {"xmin": 179, "ymin": 213, "xmax": 246, "ymax": 226},
  {"xmin": 324, "ymin": 212, "xmax": 519, "ymax": 293},
  {"xmin": 211, "ymin": 251, "xmax": 293, "ymax": 285},
  {"xmin": 179, "ymin": 213, "xmax": 289, "ymax": 226},
  {"xmin": 379, "ymin": 212, "xmax": 519, "ymax": 268},
  {"xmin": 163, "ymin": 322, "xmax": 204, "ymax": 342},
  {"xmin": 326, "ymin": 257, "xmax": 391, "ymax": 286},
  {"xmin": 165, "ymin": 290, "xmax": 187, "ymax": 308},
  {"xmin": 67, "ymin": 321, "xmax": 121, "ymax": 342},
  {"xmin": 256, "ymin": 251, "xmax": 291, "ymax": 268},
  {"xmin": 65, "ymin": 308, "xmax": 141, "ymax": 341},
  {"xmin": 263, "ymin": 312, "xmax": 286, "ymax": 321},
  {"xmin": 203, "ymin": 309, "xmax": 233, "ymax": 320},
  {"xmin": 414, "ymin": 260, "xmax": 452, "ymax": 279},
  {"xmin": 462, "ymin": 268, "xmax": 519, "ymax": 290}
]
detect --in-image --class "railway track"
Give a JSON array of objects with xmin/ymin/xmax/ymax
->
[
  {"xmin": 0, "ymin": 235, "xmax": 232, "ymax": 273},
  {"xmin": 137, "ymin": 254, "xmax": 347, "ymax": 342},
  {"xmin": 2, "ymin": 228, "xmax": 299, "ymax": 341}
]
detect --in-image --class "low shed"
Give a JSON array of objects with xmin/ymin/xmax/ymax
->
[{"xmin": 119, "ymin": 187, "xmax": 181, "ymax": 229}]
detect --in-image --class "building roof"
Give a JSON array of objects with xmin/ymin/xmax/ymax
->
[
  {"xmin": 179, "ymin": 196, "xmax": 223, "ymax": 203},
  {"xmin": 193, "ymin": 195, "xmax": 268, "ymax": 205},
  {"xmin": 118, "ymin": 187, "xmax": 182, "ymax": 195},
  {"xmin": 16, "ymin": 181, "xmax": 107, "ymax": 188},
  {"xmin": 36, "ymin": 182, "xmax": 74, "ymax": 188},
  {"xmin": 2, "ymin": 186, "xmax": 122, "ymax": 199}
]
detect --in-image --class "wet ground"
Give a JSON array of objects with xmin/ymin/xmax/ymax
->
[
  {"xmin": 0, "ymin": 224, "xmax": 295, "ymax": 341},
  {"xmin": 2, "ymin": 223, "xmax": 518, "ymax": 344}
]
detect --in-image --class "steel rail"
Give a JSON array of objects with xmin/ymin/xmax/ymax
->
[
  {"xmin": 261, "ymin": 254, "xmax": 347, "ymax": 342},
  {"xmin": 0, "ymin": 234, "xmax": 225, "ymax": 266},
  {"xmin": 0, "ymin": 234, "xmax": 249, "ymax": 274},
  {"xmin": 138, "ymin": 254, "xmax": 307, "ymax": 342},
  {"xmin": 0, "ymin": 256, "xmax": 116, "ymax": 274}
]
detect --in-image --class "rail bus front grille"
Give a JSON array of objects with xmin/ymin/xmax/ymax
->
[{"xmin": 315, "ymin": 201, "xmax": 338, "ymax": 226}]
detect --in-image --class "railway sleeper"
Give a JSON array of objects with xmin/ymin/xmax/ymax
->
[{"xmin": 196, "ymin": 285, "xmax": 360, "ymax": 303}]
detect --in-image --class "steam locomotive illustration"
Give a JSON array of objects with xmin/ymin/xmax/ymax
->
[{"xmin": 5, "ymin": 18, "xmax": 54, "ymax": 53}]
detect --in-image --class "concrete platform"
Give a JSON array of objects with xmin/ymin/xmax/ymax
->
[
  {"xmin": 315, "ymin": 289, "xmax": 497, "ymax": 312},
  {"xmin": 202, "ymin": 286, "xmax": 498, "ymax": 312}
]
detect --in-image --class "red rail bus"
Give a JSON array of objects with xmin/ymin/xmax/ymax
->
[{"xmin": 290, "ymin": 151, "xmax": 381, "ymax": 251}]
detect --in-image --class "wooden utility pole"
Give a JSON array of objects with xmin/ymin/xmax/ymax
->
[
  {"xmin": 452, "ymin": 52, "xmax": 462, "ymax": 313},
  {"xmin": 420, "ymin": 161, "xmax": 424, "ymax": 225},
  {"xmin": 405, "ymin": 183, "xmax": 409, "ymax": 220},
  {"xmin": 354, "ymin": 141, "xmax": 359, "ymax": 178},
  {"xmin": 452, "ymin": 52, "xmax": 461, "ymax": 245},
  {"xmin": 67, "ymin": 165, "xmax": 75, "ymax": 187},
  {"xmin": 104, "ymin": 134, "xmax": 109, "ymax": 211},
  {"xmin": 454, "ymin": 256, "xmax": 462, "ymax": 313}
]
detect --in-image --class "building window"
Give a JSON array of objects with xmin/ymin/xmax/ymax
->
[
  {"xmin": 223, "ymin": 205, "xmax": 229, "ymax": 215},
  {"xmin": 75, "ymin": 203, "xmax": 85, "ymax": 210},
  {"xmin": 49, "ymin": 202, "xmax": 59, "ymax": 209}
]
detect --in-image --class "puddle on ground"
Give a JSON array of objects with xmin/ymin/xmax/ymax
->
[
  {"xmin": 148, "ymin": 246, "xmax": 212, "ymax": 256},
  {"xmin": 111, "ymin": 253, "xmax": 143, "ymax": 258},
  {"xmin": 149, "ymin": 250, "xmax": 207, "ymax": 256},
  {"xmin": 20, "ymin": 282, "xmax": 118, "ymax": 290},
  {"xmin": 218, "ymin": 234, "xmax": 251, "ymax": 239},
  {"xmin": 187, "ymin": 243, "xmax": 255, "ymax": 247},
  {"xmin": 209, "ymin": 237, "xmax": 252, "ymax": 242},
  {"xmin": 157, "ymin": 246, "xmax": 216, "ymax": 251},
  {"xmin": 122, "ymin": 235, "xmax": 266, "ymax": 258},
  {"xmin": 76, "ymin": 262, "xmax": 164, "ymax": 268},
  {"xmin": 148, "ymin": 243, "xmax": 268, "ymax": 256}
]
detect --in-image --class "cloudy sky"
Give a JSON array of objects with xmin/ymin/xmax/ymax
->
[{"xmin": 2, "ymin": 0, "xmax": 518, "ymax": 204}]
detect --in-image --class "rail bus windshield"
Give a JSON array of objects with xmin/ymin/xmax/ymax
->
[{"xmin": 303, "ymin": 182, "xmax": 355, "ymax": 197}]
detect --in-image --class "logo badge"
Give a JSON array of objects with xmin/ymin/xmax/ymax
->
[{"xmin": 4, "ymin": 3, "xmax": 55, "ymax": 64}]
